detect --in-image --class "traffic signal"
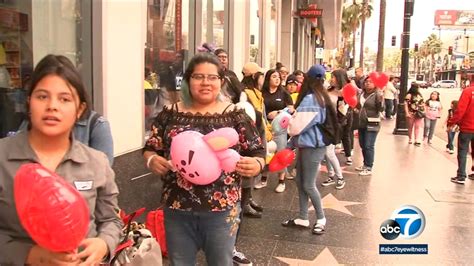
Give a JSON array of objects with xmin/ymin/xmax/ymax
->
[
  {"xmin": 414, "ymin": 43, "xmax": 418, "ymax": 52},
  {"xmin": 391, "ymin": 36, "xmax": 396, "ymax": 46},
  {"xmin": 448, "ymin": 46, "xmax": 453, "ymax": 55}
]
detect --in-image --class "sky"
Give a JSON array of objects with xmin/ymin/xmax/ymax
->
[{"xmin": 364, "ymin": 0, "xmax": 474, "ymax": 51}]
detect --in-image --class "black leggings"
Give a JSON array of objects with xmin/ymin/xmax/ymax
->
[{"xmin": 341, "ymin": 114, "xmax": 354, "ymax": 157}]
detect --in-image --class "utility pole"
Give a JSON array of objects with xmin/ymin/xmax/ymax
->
[{"xmin": 393, "ymin": 0, "xmax": 414, "ymax": 135}]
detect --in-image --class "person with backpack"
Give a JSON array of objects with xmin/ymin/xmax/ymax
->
[
  {"xmin": 353, "ymin": 75, "xmax": 384, "ymax": 176},
  {"xmin": 0, "ymin": 54, "xmax": 121, "ymax": 265},
  {"xmin": 321, "ymin": 69, "xmax": 346, "ymax": 190},
  {"xmin": 281, "ymin": 64, "xmax": 334, "ymax": 235}
]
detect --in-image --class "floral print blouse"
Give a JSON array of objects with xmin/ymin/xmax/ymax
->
[
  {"xmin": 144, "ymin": 105, "xmax": 265, "ymax": 212},
  {"xmin": 405, "ymin": 93, "xmax": 425, "ymax": 115}
]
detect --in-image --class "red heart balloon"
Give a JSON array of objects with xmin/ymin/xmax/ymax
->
[
  {"xmin": 342, "ymin": 83, "xmax": 357, "ymax": 98},
  {"xmin": 346, "ymin": 96, "xmax": 358, "ymax": 108},
  {"xmin": 14, "ymin": 163, "xmax": 89, "ymax": 252},
  {"xmin": 269, "ymin": 148, "xmax": 295, "ymax": 172},
  {"xmin": 369, "ymin": 72, "xmax": 389, "ymax": 88}
]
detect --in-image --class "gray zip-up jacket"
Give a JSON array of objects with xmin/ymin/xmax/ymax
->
[
  {"xmin": 357, "ymin": 90, "xmax": 385, "ymax": 129},
  {"xmin": 0, "ymin": 131, "xmax": 122, "ymax": 265}
]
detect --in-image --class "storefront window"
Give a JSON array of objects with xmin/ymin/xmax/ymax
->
[
  {"xmin": 144, "ymin": 0, "xmax": 190, "ymax": 132},
  {"xmin": 269, "ymin": 0, "xmax": 277, "ymax": 67},
  {"xmin": 200, "ymin": 0, "xmax": 225, "ymax": 48},
  {"xmin": 249, "ymin": 0, "xmax": 260, "ymax": 62},
  {"xmin": 0, "ymin": 0, "xmax": 90, "ymax": 138}
]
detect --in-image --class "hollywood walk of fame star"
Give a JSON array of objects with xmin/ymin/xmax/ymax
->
[
  {"xmin": 309, "ymin": 193, "xmax": 363, "ymax": 216},
  {"xmin": 275, "ymin": 247, "xmax": 339, "ymax": 265}
]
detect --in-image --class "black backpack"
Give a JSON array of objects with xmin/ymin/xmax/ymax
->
[{"xmin": 316, "ymin": 103, "xmax": 342, "ymax": 146}]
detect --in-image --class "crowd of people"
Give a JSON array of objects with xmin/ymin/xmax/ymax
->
[{"xmin": 0, "ymin": 48, "xmax": 473, "ymax": 266}]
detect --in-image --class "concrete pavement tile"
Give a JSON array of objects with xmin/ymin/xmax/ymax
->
[{"xmin": 234, "ymin": 236, "xmax": 278, "ymax": 266}]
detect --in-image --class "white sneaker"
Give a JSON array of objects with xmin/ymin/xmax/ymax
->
[
  {"xmin": 449, "ymin": 149, "xmax": 455, "ymax": 154},
  {"xmin": 275, "ymin": 183, "xmax": 286, "ymax": 193},
  {"xmin": 285, "ymin": 171, "xmax": 295, "ymax": 180},
  {"xmin": 359, "ymin": 169, "xmax": 372, "ymax": 176},
  {"xmin": 355, "ymin": 165, "xmax": 367, "ymax": 171},
  {"xmin": 345, "ymin": 157, "xmax": 353, "ymax": 165},
  {"xmin": 232, "ymin": 249, "xmax": 252, "ymax": 266},
  {"xmin": 254, "ymin": 181, "xmax": 267, "ymax": 189}
]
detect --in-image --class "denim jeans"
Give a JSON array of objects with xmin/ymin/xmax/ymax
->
[
  {"xmin": 164, "ymin": 206, "xmax": 240, "ymax": 266},
  {"xmin": 447, "ymin": 131, "xmax": 456, "ymax": 150},
  {"xmin": 424, "ymin": 118, "xmax": 437, "ymax": 141},
  {"xmin": 295, "ymin": 147, "xmax": 326, "ymax": 220},
  {"xmin": 456, "ymin": 132, "xmax": 474, "ymax": 179},
  {"xmin": 384, "ymin": 99, "xmax": 394, "ymax": 118},
  {"xmin": 358, "ymin": 128, "xmax": 379, "ymax": 169}
]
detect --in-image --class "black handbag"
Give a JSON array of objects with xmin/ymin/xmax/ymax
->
[
  {"xmin": 415, "ymin": 110, "xmax": 426, "ymax": 119},
  {"xmin": 366, "ymin": 117, "xmax": 381, "ymax": 132}
]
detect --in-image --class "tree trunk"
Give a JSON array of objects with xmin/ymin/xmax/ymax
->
[
  {"xmin": 376, "ymin": 0, "xmax": 386, "ymax": 72},
  {"xmin": 352, "ymin": 32, "xmax": 356, "ymax": 68},
  {"xmin": 359, "ymin": 0, "xmax": 367, "ymax": 68}
]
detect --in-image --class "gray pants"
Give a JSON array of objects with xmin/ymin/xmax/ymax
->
[
  {"xmin": 295, "ymin": 146, "xmax": 326, "ymax": 220},
  {"xmin": 424, "ymin": 118, "xmax": 437, "ymax": 141},
  {"xmin": 325, "ymin": 144, "xmax": 343, "ymax": 180}
]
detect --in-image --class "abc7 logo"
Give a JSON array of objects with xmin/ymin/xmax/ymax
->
[{"xmin": 380, "ymin": 205, "xmax": 426, "ymax": 240}]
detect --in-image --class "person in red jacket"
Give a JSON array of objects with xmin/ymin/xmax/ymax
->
[{"xmin": 448, "ymin": 77, "xmax": 474, "ymax": 184}]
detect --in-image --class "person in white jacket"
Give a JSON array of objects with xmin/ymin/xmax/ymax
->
[{"xmin": 383, "ymin": 76, "xmax": 398, "ymax": 119}]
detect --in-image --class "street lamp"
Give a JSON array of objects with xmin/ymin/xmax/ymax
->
[{"xmin": 393, "ymin": 0, "xmax": 414, "ymax": 135}]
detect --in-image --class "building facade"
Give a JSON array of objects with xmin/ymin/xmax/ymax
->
[{"xmin": 1, "ymin": 0, "xmax": 342, "ymax": 151}]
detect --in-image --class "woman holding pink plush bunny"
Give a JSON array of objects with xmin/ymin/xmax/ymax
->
[{"xmin": 143, "ymin": 53, "xmax": 265, "ymax": 266}]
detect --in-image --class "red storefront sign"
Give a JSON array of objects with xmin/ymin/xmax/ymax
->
[{"xmin": 297, "ymin": 8, "xmax": 323, "ymax": 19}]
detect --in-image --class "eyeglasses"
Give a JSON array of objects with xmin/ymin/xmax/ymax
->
[{"xmin": 191, "ymin": 73, "xmax": 221, "ymax": 82}]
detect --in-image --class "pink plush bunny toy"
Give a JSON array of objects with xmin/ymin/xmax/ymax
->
[{"xmin": 170, "ymin": 127, "xmax": 240, "ymax": 185}]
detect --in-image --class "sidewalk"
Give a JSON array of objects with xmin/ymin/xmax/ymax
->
[{"xmin": 237, "ymin": 119, "xmax": 474, "ymax": 265}]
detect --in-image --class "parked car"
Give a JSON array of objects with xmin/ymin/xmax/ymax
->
[
  {"xmin": 432, "ymin": 80, "xmax": 457, "ymax": 88},
  {"xmin": 412, "ymin": 80, "xmax": 431, "ymax": 88}
]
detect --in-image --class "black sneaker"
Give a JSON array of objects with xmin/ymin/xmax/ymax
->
[
  {"xmin": 233, "ymin": 250, "xmax": 252, "ymax": 266},
  {"xmin": 249, "ymin": 198, "xmax": 263, "ymax": 212},
  {"xmin": 336, "ymin": 179, "xmax": 346, "ymax": 190},
  {"xmin": 243, "ymin": 204, "xmax": 262, "ymax": 218},
  {"xmin": 468, "ymin": 173, "xmax": 474, "ymax": 180},
  {"xmin": 450, "ymin": 177, "xmax": 465, "ymax": 184},
  {"xmin": 321, "ymin": 177, "xmax": 335, "ymax": 187}
]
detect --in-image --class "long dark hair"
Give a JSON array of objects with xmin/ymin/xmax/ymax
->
[
  {"xmin": 262, "ymin": 69, "xmax": 283, "ymax": 93},
  {"xmin": 407, "ymin": 83, "xmax": 421, "ymax": 97},
  {"xmin": 295, "ymin": 76, "xmax": 331, "ymax": 109},
  {"xmin": 331, "ymin": 69, "xmax": 350, "ymax": 90},
  {"xmin": 425, "ymin": 91, "xmax": 440, "ymax": 105},
  {"xmin": 28, "ymin": 54, "xmax": 91, "ymax": 119},
  {"xmin": 181, "ymin": 53, "xmax": 225, "ymax": 106}
]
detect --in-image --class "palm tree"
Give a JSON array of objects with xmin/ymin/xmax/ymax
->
[
  {"xmin": 376, "ymin": 0, "xmax": 386, "ymax": 71},
  {"xmin": 339, "ymin": 7, "xmax": 354, "ymax": 67},
  {"xmin": 359, "ymin": 0, "xmax": 373, "ymax": 68},
  {"xmin": 345, "ymin": 2, "xmax": 362, "ymax": 68},
  {"xmin": 420, "ymin": 34, "xmax": 442, "ymax": 81}
]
